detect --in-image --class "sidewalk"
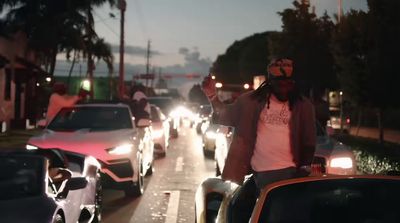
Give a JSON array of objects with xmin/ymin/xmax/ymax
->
[
  {"xmin": 0, "ymin": 129, "xmax": 41, "ymax": 150},
  {"xmin": 349, "ymin": 127, "xmax": 400, "ymax": 145}
]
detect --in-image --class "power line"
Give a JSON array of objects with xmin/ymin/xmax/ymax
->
[{"xmin": 93, "ymin": 11, "xmax": 119, "ymax": 38}]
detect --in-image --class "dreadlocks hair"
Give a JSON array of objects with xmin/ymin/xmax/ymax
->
[{"xmin": 251, "ymin": 80, "xmax": 303, "ymax": 111}]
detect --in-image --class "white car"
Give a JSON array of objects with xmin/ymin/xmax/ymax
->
[
  {"xmin": 214, "ymin": 123, "xmax": 356, "ymax": 176},
  {"xmin": 27, "ymin": 103, "xmax": 154, "ymax": 197},
  {"xmin": 150, "ymin": 104, "xmax": 170, "ymax": 156},
  {"xmin": 0, "ymin": 149, "xmax": 101, "ymax": 223}
]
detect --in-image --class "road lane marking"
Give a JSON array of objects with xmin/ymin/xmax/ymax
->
[
  {"xmin": 165, "ymin": 190, "xmax": 180, "ymax": 223},
  {"xmin": 175, "ymin": 156, "xmax": 183, "ymax": 172}
]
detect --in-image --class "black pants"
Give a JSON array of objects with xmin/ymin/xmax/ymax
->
[{"xmin": 253, "ymin": 167, "xmax": 298, "ymax": 190}]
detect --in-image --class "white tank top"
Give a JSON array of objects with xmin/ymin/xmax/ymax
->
[{"xmin": 251, "ymin": 95, "xmax": 295, "ymax": 171}]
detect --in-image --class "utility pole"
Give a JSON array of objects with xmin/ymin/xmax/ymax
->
[
  {"xmin": 338, "ymin": 0, "xmax": 343, "ymax": 23},
  {"xmin": 145, "ymin": 40, "xmax": 151, "ymax": 93},
  {"xmin": 118, "ymin": 0, "xmax": 126, "ymax": 99},
  {"xmin": 87, "ymin": 7, "xmax": 95, "ymax": 99}
]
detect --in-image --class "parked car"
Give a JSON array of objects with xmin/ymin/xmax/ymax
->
[
  {"xmin": 0, "ymin": 149, "xmax": 101, "ymax": 223},
  {"xmin": 147, "ymin": 97, "xmax": 180, "ymax": 138},
  {"xmin": 150, "ymin": 104, "xmax": 170, "ymax": 157},
  {"xmin": 27, "ymin": 103, "xmax": 154, "ymax": 197},
  {"xmin": 214, "ymin": 122, "xmax": 356, "ymax": 176},
  {"xmin": 195, "ymin": 174, "xmax": 400, "ymax": 223}
]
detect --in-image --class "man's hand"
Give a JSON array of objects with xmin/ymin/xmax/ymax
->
[
  {"xmin": 201, "ymin": 74, "xmax": 217, "ymax": 99},
  {"xmin": 78, "ymin": 88, "xmax": 90, "ymax": 99}
]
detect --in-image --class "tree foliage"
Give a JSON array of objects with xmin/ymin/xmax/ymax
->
[
  {"xmin": 188, "ymin": 84, "xmax": 209, "ymax": 105},
  {"xmin": 211, "ymin": 32, "xmax": 275, "ymax": 85},
  {"xmin": 269, "ymin": 1, "xmax": 337, "ymax": 94},
  {"xmin": 0, "ymin": 0, "xmax": 116, "ymax": 75}
]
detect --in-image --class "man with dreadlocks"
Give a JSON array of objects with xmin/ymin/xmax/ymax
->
[{"xmin": 202, "ymin": 58, "xmax": 316, "ymax": 190}]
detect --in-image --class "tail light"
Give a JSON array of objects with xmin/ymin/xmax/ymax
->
[{"xmin": 346, "ymin": 118, "xmax": 351, "ymax": 124}]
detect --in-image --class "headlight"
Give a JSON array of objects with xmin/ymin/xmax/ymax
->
[
  {"xmin": 330, "ymin": 157, "xmax": 353, "ymax": 169},
  {"xmin": 107, "ymin": 144, "xmax": 133, "ymax": 155},
  {"xmin": 206, "ymin": 131, "xmax": 217, "ymax": 139},
  {"xmin": 26, "ymin": 144, "xmax": 38, "ymax": 150}
]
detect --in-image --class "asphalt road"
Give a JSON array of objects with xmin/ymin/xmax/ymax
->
[{"xmin": 102, "ymin": 124, "xmax": 215, "ymax": 223}]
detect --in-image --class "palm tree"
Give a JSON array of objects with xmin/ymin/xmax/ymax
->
[{"xmin": 0, "ymin": 0, "xmax": 116, "ymax": 76}]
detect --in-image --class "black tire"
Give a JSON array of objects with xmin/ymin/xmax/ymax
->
[
  {"xmin": 92, "ymin": 172, "xmax": 102, "ymax": 223},
  {"xmin": 146, "ymin": 161, "xmax": 153, "ymax": 176},
  {"xmin": 215, "ymin": 162, "xmax": 221, "ymax": 176},
  {"xmin": 124, "ymin": 160, "xmax": 144, "ymax": 197},
  {"xmin": 53, "ymin": 214, "xmax": 64, "ymax": 223}
]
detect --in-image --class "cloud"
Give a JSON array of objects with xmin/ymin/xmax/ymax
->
[
  {"xmin": 54, "ymin": 47, "xmax": 212, "ymax": 89},
  {"xmin": 158, "ymin": 47, "xmax": 212, "ymax": 75},
  {"xmin": 110, "ymin": 44, "xmax": 161, "ymax": 57}
]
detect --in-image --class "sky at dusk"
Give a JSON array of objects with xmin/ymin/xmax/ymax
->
[
  {"xmin": 52, "ymin": 0, "xmax": 368, "ymax": 91},
  {"xmin": 93, "ymin": 0, "xmax": 367, "ymax": 68}
]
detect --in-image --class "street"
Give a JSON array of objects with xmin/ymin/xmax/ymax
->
[{"xmin": 102, "ymin": 124, "xmax": 215, "ymax": 223}]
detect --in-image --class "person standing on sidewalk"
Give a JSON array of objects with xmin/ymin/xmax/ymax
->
[{"xmin": 202, "ymin": 58, "xmax": 316, "ymax": 189}]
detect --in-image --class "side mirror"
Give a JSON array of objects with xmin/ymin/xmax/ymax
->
[
  {"xmin": 37, "ymin": 119, "xmax": 47, "ymax": 129},
  {"xmin": 56, "ymin": 176, "xmax": 87, "ymax": 199},
  {"xmin": 65, "ymin": 177, "xmax": 88, "ymax": 191},
  {"xmin": 137, "ymin": 119, "xmax": 151, "ymax": 128}
]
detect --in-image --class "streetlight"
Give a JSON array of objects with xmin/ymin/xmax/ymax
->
[
  {"xmin": 211, "ymin": 75, "xmax": 216, "ymax": 80},
  {"xmin": 82, "ymin": 79, "xmax": 91, "ymax": 91},
  {"xmin": 45, "ymin": 77, "xmax": 52, "ymax": 83},
  {"xmin": 243, "ymin": 83, "xmax": 250, "ymax": 90}
]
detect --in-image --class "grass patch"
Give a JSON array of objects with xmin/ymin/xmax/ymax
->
[{"xmin": 334, "ymin": 134, "xmax": 400, "ymax": 174}]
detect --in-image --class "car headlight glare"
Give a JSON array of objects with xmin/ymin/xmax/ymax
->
[
  {"xmin": 153, "ymin": 129, "xmax": 164, "ymax": 139},
  {"xmin": 330, "ymin": 157, "xmax": 353, "ymax": 169},
  {"xmin": 26, "ymin": 144, "xmax": 38, "ymax": 150},
  {"xmin": 206, "ymin": 131, "xmax": 217, "ymax": 139},
  {"xmin": 107, "ymin": 144, "xmax": 133, "ymax": 155}
]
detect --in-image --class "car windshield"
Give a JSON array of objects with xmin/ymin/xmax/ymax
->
[
  {"xmin": 147, "ymin": 98, "xmax": 175, "ymax": 114},
  {"xmin": 47, "ymin": 106, "xmax": 133, "ymax": 132},
  {"xmin": 0, "ymin": 156, "xmax": 44, "ymax": 200},
  {"xmin": 259, "ymin": 179, "xmax": 400, "ymax": 223}
]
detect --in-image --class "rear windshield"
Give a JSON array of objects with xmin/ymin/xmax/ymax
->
[
  {"xmin": 147, "ymin": 98, "xmax": 175, "ymax": 114},
  {"xmin": 259, "ymin": 179, "xmax": 400, "ymax": 223},
  {"xmin": 48, "ymin": 106, "xmax": 132, "ymax": 131}
]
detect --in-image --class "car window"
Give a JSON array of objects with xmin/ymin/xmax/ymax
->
[
  {"xmin": 0, "ymin": 156, "xmax": 44, "ymax": 200},
  {"xmin": 151, "ymin": 106, "xmax": 161, "ymax": 122},
  {"xmin": 259, "ymin": 179, "xmax": 400, "ymax": 223},
  {"xmin": 47, "ymin": 106, "xmax": 133, "ymax": 131}
]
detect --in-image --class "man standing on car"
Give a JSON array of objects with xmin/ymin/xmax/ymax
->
[
  {"xmin": 202, "ymin": 58, "xmax": 316, "ymax": 189},
  {"xmin": 46, "ymin": 82, "xmax": 89, "ymax": 125}
]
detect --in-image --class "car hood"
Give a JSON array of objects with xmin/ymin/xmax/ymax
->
[
  {"xmin": 0, "ymin": 196, "xmax": 57, "ymax": 223},
  {"xmin": 28, "ymin": 128, "xmax": 137, "ymax": 161}
]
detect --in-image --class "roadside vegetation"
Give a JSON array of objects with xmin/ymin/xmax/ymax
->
[{"xmin": 335, "ymin": 134, "xmax": 400, "ymax": 174}]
